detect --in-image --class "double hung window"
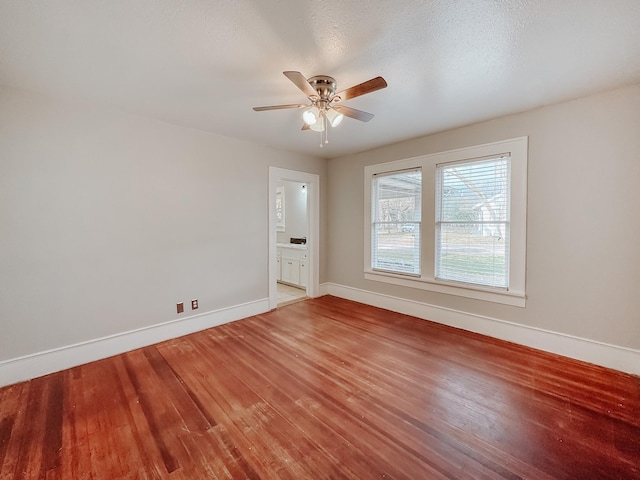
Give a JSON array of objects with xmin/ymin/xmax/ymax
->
[{"xmin": 364, "ymin": 137, "xmax": 527, "ymax": 307}]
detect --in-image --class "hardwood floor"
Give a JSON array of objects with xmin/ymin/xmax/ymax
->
[{"xmin": 1, "ymin": 296, "xmax": 638, "ymax": 479}]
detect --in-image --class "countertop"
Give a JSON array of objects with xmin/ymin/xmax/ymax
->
[{"xmin": 277, "ymin": 243, "xmax": 308, "ymax": 250}]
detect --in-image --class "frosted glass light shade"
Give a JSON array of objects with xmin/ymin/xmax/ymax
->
[
  {"xmin": 302, "ymin": 106, "xmax": 319, "ymax": 125},
  {"xmin": 310, "ymin": 114, "xmax": 325, "ymax": 131},
  {"xmin": 326, "ymin": 108, "xmax": 344, "ymax": 127}
]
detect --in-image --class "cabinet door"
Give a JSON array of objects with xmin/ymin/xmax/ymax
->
[
  {"xmin": 299, "ymin": 259, "xmax": 307, "ymax": 288},
  {"xmin": 282, "ymin": 257, "xmax": 300, "ymax": 285},
  {"xmin": 276, "ymin": 253, "xmax": 281, "ymax": 281},
  {"xmin": 281, "ymin": 257, "xmax": 290, "ymax": 283}
]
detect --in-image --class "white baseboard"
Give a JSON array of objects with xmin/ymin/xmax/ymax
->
[
  {"xmin": 324, "ymin": 283, "xmax": 640, "ymax": 376},
  {"xmin": 318, "ymin": 282, "xmax": 331, "ymax": 297},
  {"xmin": 4, "ymin": 287, "xmax": 637, "ymax": 387},
  {"xmin": 0, "ymin": 298, "xmax": 270, "ymax": 388}
]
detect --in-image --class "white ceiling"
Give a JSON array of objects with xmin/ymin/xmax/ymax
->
[{"xmin": 1, "ymin": 1, "xmax": 639, "ymax": 159}]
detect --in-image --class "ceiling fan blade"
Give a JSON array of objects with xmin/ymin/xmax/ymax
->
[
  {"xmin": 283, "ymin": 71, "xmax": 318, "ymax": 98},
  {"xmin": 332, "ymin": 105, "xmax": 375, "ymax": 122},
  {"xmin": 253, "ymin": 104, "xmax": 307, "ymax": 111},
  {"xmin": 301, "ymin": 123, "xmax": 310, "ymax": 131},
  {"xmin": 334, "ymin": 76, "xmax": 387, "ymax": 102}
]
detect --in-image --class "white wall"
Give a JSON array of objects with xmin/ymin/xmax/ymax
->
[
  {"xmin": 0, "ymin": 86, "xmax": 327, "ymax": 367},
  {"xmin": 327, "ymin": 84, "xmax": 640, "ymax": 358},
  {"xmin": 276, "ymin": 180, "xmax": 307, "ymax": 244},
  {"xmin": 3, "ymin": 82, "xmax": 638, "ymax": 381}
]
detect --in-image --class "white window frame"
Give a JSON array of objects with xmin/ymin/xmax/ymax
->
[
  {"xmin": 371, "ymin": 168, "xmax": 422, "ymax": 277},
  {"xmin": 364, "ymin": 137, "xmax": 527, "ymax": 307},
  {"xmin": 275, "ymin": 186, "xmax": 285, "ymax": 232}
]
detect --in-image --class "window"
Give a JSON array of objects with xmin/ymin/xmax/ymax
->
[
  {"xmin": 364, "ymin": 137, "xmax": 527, "ymax": 307},
  {"xmin": 275, "ymin": 186, "xmax": 285, "ymax": 232},
  {"xmin": 371, "ymin": 169, "xmax": 422, "ymax": 275},
  {"xmin": 436, "ymin": 157, "xmax": 510, "ymax": 288}
]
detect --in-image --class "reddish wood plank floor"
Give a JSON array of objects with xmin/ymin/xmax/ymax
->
[{"xmin": 1, "ymin": 296, "xmax": 639, "ymax": 479}]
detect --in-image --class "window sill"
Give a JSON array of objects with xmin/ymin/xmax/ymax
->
[{"xmin": 364, "ymin": 271, "xmax": 526, "ymax": 307}]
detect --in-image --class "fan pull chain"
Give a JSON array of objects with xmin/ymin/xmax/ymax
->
[
  {"xmin": 317, "ymin": 111, "xmax": 331, "ymax": 147},
  {"xmin": 325, "ymin": 114, "xmax": 329, "ymax": 144},
  {"xmin": 319, "ymin": 111, "xmax": 326, "ymax": 147}
]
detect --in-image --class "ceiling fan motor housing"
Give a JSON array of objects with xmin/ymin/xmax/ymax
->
[{"xmin": 308, "ymin": 75, "xmax": 338, "ymax": 106}]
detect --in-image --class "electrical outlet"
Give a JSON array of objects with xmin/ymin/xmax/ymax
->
[
  {"xmin": 177, "ymin": 302, "xmax": 184, "ymax": 314},
  {"xmin": 191, "ymin": 299, "xmax": 198, "ymax": 310}
]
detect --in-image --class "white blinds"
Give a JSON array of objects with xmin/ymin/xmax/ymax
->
[
  {"xmin": 371, "ymin": 169, "xmax": 421, "ymax": 275},
  {"xmin": 435, "ymin": 156, "xmax": 510, "ymax": 288}
]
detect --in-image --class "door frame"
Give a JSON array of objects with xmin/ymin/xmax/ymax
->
[{"xmin": 268, "ymin": 167, "xmax": 320, "ymax": 309}]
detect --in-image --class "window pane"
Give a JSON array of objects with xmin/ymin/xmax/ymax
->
[
  {"xmin": 437, "ymin": 223, "xmax": 509, "ymax": 287},
  {"xmin": 440, "ymin": 158, "xmax": 509, "ymax": 223},
  {"xmin": 436, "ymin": 157, "xmax": 510, "ymax": 288},
  {"xmin": 372, "ymin": 169, "xmax": 421, "ymax": 275}
]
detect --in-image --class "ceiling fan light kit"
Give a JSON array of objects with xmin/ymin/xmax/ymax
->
[
  {"xmin": 302, "ymin": 106, "xmax": 319, "ymax": 125},
  {"xmin": 325, "ymin": 108, "xmax": 343, "ymax": 127},
  {"xmin": 253, "ymin": 71, "xmax": 387, "ymax": 147},
  {"xmin": 310, "ymin": 115, "xmax": 325, "ymax": 132}
]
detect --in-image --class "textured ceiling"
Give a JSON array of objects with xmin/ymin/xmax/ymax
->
[{"xmin": 1, "ymin": 1, "xmax": 639, "ymax": 158}]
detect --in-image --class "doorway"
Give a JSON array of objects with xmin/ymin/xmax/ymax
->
[
  {"xmin": 268, "ymin": 167, "xmax": 320, "ymax": 310},
  {"xmin": 275, "ymin": 179, "xmax": 308, "ymax": 305}
]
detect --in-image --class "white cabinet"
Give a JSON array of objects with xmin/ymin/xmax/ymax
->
[
  {"xmin": 281, "ymin": 257, "xmax": 300, "ymax": 285},
  {"xmin": 276, "ymin": 244, "xmax": 308, "ymax": 288},
  {"xmin": 299, "ymin": 259, "xmax": 307, "ymax": 288}
]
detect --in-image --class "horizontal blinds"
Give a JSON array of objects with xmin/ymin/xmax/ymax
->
[
  {"xmin": 372, "ymin": 168, "xmax": 421, "ymax": 275},
  {"xmin": 435, "ymin": 157, "xmax": 510, "ymax": 288}
]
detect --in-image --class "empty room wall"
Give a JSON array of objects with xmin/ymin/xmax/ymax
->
[
  {"xmin": 0, "ymin": 86, "xmax": 326, "ymax": 380},
  {"xmin": 327, "ymin": 83, "xmax": 640, "ymax": 372}
]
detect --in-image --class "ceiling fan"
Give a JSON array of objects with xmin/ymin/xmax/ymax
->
[{"xmin": 253, "ymin": 71, "xmax": 387, "ymax": 147}]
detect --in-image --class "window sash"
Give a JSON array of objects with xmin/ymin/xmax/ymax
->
[
  {"xmin": 371, "ymin": 168, "xmax": 421, "ymax": 276},
  {"xmin": 435, "ymin": 156, "xmax": 511, "ymax": 289}
]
